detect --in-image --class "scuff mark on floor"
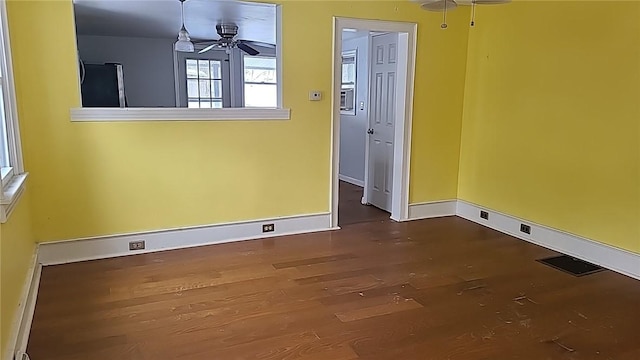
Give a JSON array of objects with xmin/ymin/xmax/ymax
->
[
  {"xmin": 512, "ymin": 294, "xmax": 539, "ymax": 305},
  {"xmin": 543, "ymin": 337, "xmax": 575, "ymax": 353},
  {"xmin": 576, "ymin": 311, "xmax": 588, "ymax": 320},
  {"xmin": 457, "ymin": 285, "xmax": 486, "ymax": 296}
]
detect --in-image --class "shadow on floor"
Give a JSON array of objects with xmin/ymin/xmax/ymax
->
[{"xmin": 338, "ymin": 181, "xmax": 389, "ymax": 226}]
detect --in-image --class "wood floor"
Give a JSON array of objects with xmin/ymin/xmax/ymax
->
[
  {"xmin": 338, "ymin": 181, "xmax": 389, "ymax": 226},
  {"xmin": 28, "ymin": 216, "xmax": 640, "ymax": 359}
]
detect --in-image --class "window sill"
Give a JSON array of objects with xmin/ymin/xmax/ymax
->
[
  {"xmin": 70, "ymin": 107, "xmax": 291, "ymax": 122},
  {"xmin": 0, "ymin": 172, "xmax": 27, "ymax": 223}
]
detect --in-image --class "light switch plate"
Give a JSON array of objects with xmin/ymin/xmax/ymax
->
[{"xmin": 309, "ymin": 91, "xmax": 322, "ymax": 101}]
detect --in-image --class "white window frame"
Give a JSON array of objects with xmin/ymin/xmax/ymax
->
[
  {"xmin": 174, "ymin": 51, "xmax": 232, "ymax": 108},
  {"xmin": 71, "ymin": 4, "xmax": 288, "ymax": 122},
  {"xmin": 0, "ymin": 0, "xmax": 27, "ymax": 223},
  {"xmin": 340, "ymin": 49, "xmax": 357, "ymax": 115}
]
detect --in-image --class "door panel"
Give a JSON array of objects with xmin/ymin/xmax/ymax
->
[
  {"xmin": 373, "ymin": 73, "xmax": 383, "ymax": 125},
  {"xmin": 367, "ymin": 33, "xmax": 398, "ymax": 212},
  {"xmin": 386, "ymin": 72, "xmax": 396, "ymax": 126}
]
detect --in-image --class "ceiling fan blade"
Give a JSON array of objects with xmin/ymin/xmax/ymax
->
[
  {"xmin": 242, "ymin": 40, "xmax": 276, "ymax": 50},
  {"xmin": 237, "ymin": 42, "xmax": 260, "ymax": 56},
  {"xmin": 198, "ymin": 43, "xmax": 217, "ymax": 54}
]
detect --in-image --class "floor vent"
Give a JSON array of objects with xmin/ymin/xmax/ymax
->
[{"xmin": 537, "ymin": 255, "xmax": 604, "ymax": 277}]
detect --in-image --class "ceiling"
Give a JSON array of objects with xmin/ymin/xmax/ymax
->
[{"xmin": 73, "ymin": 0, "xmax": 277, "ymax": 44}]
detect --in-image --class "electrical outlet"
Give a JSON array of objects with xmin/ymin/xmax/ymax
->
[
  {"xmin": 520, "ymin": 224, "xmax": 531, "ymax": 235},
  {"xmin": 480, "ymin": 210, "xmax": 489, "ymax": 220},
  {"xmin": 262, "ymin": 224, "xmax": 275, "ymax": 233},
  {"xmin": 129, "ymin": 240, "xmax": 145, "ymax": 250}
]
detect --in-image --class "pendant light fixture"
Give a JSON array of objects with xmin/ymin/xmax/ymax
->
[{"xmin": 174, "ymin": 0, "xmax": 194, "ymax": 52}]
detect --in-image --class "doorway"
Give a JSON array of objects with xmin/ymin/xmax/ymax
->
[{"xmin": 331, "ymin": 18, "xmax": 417, "ymax": 228}]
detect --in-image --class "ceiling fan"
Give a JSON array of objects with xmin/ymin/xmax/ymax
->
[{"xmin": 195, "ymin": 24, "xmax": 272, "ymax": 56}]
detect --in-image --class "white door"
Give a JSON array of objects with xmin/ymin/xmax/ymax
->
[{"xmin": 367, "ymin": 33, "xmax": 398, "ymax": 212}]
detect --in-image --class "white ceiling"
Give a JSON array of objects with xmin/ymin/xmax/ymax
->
[
  {"xmin": 342, "ymin": 29, "xmax": 368, "ymax": 41},
  {"xmin": 73, "ymin": 0, "xmax": 277, "ymax": 44}
]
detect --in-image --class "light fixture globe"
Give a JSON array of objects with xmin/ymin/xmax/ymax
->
[
  {"xmin": 175, "ymin": 26, "xmax": 194, "ymax": 52},
  {"xmin": 174, "ymin": 0, "xmax": 194, "ymax": 53}
]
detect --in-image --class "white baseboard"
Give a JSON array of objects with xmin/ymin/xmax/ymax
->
[
  {"xmin": 38, "ymin": 213, "xmax": 333, "ymax": 266},
  {"xmin": 4, "ymin": 245, "xmax": 42, "ymax": 360},
  {"xmin": 456, "ymin": 200, "xmax": 640, "ymax": 280},
  {"xmin": 338, "ymin": 174, "xmax": 364, "ymax": 187},
  {"xmin": 407, "ymin": 200, "xmax": 457, "ymax": 221}
]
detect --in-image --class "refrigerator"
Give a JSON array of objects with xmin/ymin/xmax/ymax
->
[{"xmin": 80, "ymin": 62, "xmax": 127, "ymax": 107}]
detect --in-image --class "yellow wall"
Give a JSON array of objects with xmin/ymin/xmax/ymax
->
[
  {"xmin": 459, "ymin": 1, "xmax": 640, "ymax": 253},
  {"xmin": 0, "ymin": 189, "xmax": 35, "ymax": 357},
  {"xmin": 7, "ymin": 0, "xmax": 470, "ymax": 242}
]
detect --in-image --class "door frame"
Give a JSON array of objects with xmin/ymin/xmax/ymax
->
[{"xmin": 331, "ymin": 17, "xmax": 417, "ymax": 227}]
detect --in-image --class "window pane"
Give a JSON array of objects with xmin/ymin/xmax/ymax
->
[
  {"xmin": 342, "ymin": 62, "xmax": 355, "ymax": 84},
  {"xmin": 186, "ymin": 59, "xmax": 198, "ymax": 78},
  {"xmin": 244, "ymin": 56, "xmax": 276, "ymax": 70},
  {"xmin": 244, "ymin": 56, "xmax": 276, "ymax": 84},
  {"xmin": 244, "ymin": 84, "xmax": 277, "ymax": 108},
  {"xmin": 0, "ymin": 86, "xmax": 9, "ymax": 168},
  {"xmin": 187, "ymin": 79, "xmax": 199, "ymax": 97},
  {"xmin": 198, "ymin": 60, "xmax": 210, "ymax": 78},
  {"xmin": 210, "ymin": 61, "xmax": 221, "ymax": 79},
  {"xmin": 212, "ymin": 80, "xmax": 222, "ymax": 98},
  {"xmin": 185, "ymin": 58, "xmax": 225, "ymax": 107},
  {"xmin": 198, "ymin": 80, "xmax": 211, "ymax": 98}
]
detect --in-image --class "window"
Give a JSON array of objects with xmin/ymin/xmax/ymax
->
[
  {"xmin": 186, "ymin": 59, "xmax": 223, "ymax": 109},
  {"xmin": 340, "ymin": 50, "xmax": 357, "ymax": 115},
  {"xmin": 0, "ymin": 0, "xmax": 26, "ymax": 222},
  {"xmin": 243, "ymin": 56, "xmax": 277, "ymax": 108}
]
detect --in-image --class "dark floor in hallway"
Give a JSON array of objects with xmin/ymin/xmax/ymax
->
[{"xmin": 338, "ymin": 181, "xmax": 389, "ymax": 226}]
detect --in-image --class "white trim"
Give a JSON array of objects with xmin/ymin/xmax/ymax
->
[
  {"xmin": 70, "ymin": 107, "xmax": 291, "ymax": 122},
  {"xmin": 0, "ymin": 0, "xmax": 24, "ymax": 174},
  {"xmin": 0, "ymin": 172, "xmax": 27, "ymax": 223},
  {"xmin": 173, "ymin": 49, "xmax": 180, "ymax": 107},
  {"xmin": 456, "ymin": 200, "xmax": 640, "ymax": 280},
  {"xmin": 361, "ymin": 34, "xmax": 373, "ymax": 206},
  {"xmin": 4, "ymin": 246, "xmax": 41, "ymax": 360},
  {"xmin": 338, "ymin": 174, "xmax": 364, "ymax": 187},
  {"xmin": 390, "ymin": 31, "xmax": 415, "ymax": 222},
  {"xmin": 407, "ymin": 200, "xmax": 457, "ymax": 221},
  {"xmin": 38, "ymin": 213, "xmax": 333, "ymax": 265},
  {"xmin": 331, "ymin": 17, "xmax": 417, "ymax": 228},
  {"xmin": 275, "ymin": 4, "xmax": 283, "ymax": 108}
]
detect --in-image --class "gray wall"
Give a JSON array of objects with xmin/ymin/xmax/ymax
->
[
  {"xmin": 77, "ymin": 35, "xmax": 176, "ymax": 107},
  {"xmin": 339, "ymin": 33, "xmax": 369, "ymax": 184}
]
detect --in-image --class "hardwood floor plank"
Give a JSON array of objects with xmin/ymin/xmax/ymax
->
[
  {"xmin": 273, "ymin": 253, "xmax": 358, "ymax": 269},
  {"xmin": 335, "ymin": 298, "xmax": 423, "ymax": 322}
]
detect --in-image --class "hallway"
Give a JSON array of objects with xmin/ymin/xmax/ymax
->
[{"xmin": 338, "ymin": 181, "xmax": 389, "ymax": 226}]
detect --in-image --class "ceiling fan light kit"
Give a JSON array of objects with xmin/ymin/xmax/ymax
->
[
  {"xmin": 174, "ymin": 0, "xmax": 194, "ymax": 52},
  {"xmin": 411, "ymin": 0, "xmax": 511, "ymax": 29}
]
